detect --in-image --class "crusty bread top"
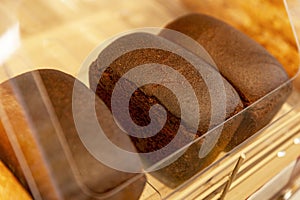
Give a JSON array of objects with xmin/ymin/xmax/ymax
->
[{"xmin": 163, "ymin": 13, "xmax": 290, "ymax": 105}]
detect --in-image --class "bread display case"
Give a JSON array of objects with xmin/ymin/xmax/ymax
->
[{"xmin": 0, "ymin": 0, "xmax": 299, "ymax": 199}]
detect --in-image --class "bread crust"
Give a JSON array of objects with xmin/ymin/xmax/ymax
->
[{"xmin": 0, "ymin": 69, "xmax": 146, "ymax": 199}]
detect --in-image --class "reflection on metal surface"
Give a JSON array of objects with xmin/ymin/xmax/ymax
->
[
  {"xmin": 294, "ymin": 138, "xmax": 300, "ymax": 144},
  {"xmin": 278, "ymin": 151, "xmax": 287, "ymax": 158},
  {"xmin": 220, "ymin": 154, "xmax": 246, "ymax": 200}
]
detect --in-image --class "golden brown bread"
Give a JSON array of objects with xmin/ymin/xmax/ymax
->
[
  {"xmin": 0, "ymin": 79, "xmax": 56, "ymax": 198},
  {"xmin": 0, "ymin": 160, "xmax": 31, "ymax": 200},
  {"xmin": 0, "ymin": 69, "xmax": 146, "ymax": 199}
]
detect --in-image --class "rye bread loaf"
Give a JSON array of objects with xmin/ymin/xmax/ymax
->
[
  {"xmin": 162, "ymin": 13, "xmax": 292, "ymax": 150},
  {"xmin": 89, "ymin": 32, "xmax": 244, "ymax": 187},
  {"xmin": 0, "ymin": 69, "xmax": 146, "ymax": 199}
]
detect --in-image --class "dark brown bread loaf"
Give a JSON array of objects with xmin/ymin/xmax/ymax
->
[
  {"xmin": 0, "ymin": 69, "xmax": 146, "ymax": 199},
  {"xmin": 162, "ymin": 13, "xmax": 292, "ymax": 149},
  {"xmin": 89, "ymin": 32, "xmax": 244, "ymax": 187},
  {"xmin": 89, "ymin": 13, "xmax": 291, "ymax": 188}
]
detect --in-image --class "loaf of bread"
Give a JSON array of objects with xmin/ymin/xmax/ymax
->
[
  {"xmin": 0, "ymin": 160, "xmax": 31, "ymax": 200},
  {"xmin": 89, "ymin": 14, "xmax": 291, "ymax": 188},
  {"xmin": 0, "ymin": 69, "xmax": 146, "ymax": 199},
  {"xmin": 89, "ymin": 31, "xmax": 243, "ymax": 188},
  {"xmin": 162, "ymin": 13, "xmax": 292, "ymax": 149}
]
